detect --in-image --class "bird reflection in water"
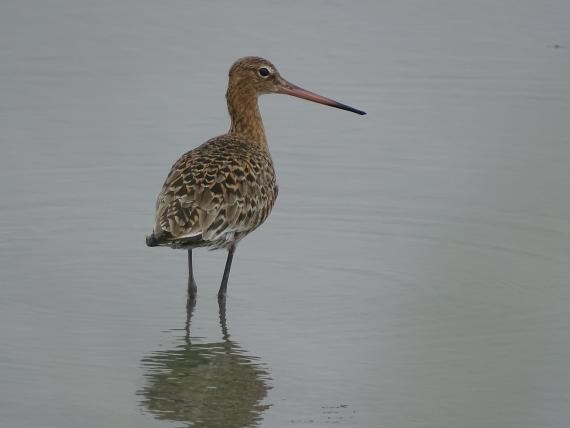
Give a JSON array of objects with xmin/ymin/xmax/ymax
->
[{"xmin": 138, "ymin": 299, "xmax": 271, "ymax": 428}]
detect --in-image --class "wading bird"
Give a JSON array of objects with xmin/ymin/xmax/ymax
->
[{"xmin": 146, "ymin": 57, "xmax": 365, "ymax": 300}]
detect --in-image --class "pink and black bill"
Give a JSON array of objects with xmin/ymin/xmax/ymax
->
[{"xmin": 278, "ymin": 81, "xmax": 366, "ymax": 115}]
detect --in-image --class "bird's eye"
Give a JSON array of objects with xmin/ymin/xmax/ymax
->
[{"xmin": 258, "ymin": 67, "xmax": 271, "ymax": 77}]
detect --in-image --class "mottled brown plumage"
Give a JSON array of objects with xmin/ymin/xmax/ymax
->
[
  {"xmin": 150, "ymin": 135, "xmax": 277, "ymax": 250},
  {"xmin": 146, "ymin": 56, "xmax": 365, "ymax": 300}
]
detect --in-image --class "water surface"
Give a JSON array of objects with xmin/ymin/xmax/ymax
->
[{"xmin": 1, "ymin": 1, "xmax": 570, "ymax": 427}]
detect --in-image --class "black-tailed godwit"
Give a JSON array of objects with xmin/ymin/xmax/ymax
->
[{"xmin": 146, "ymin": 56, "xmax": 365, "ymax": 300}]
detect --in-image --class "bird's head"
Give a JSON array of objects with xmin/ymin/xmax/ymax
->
[{"xmin": 227, "ymin": 56, "xmax": 366, "ymax": 115}]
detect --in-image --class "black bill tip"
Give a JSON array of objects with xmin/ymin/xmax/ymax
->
[{"xmin": 333, "ymin": 102, "xmax": 366, "ymax": 115}]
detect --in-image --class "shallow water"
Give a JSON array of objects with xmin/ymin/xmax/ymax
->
[{"xmin": 2, "ymin": 1, "xmax": 570, "ymax": 427}]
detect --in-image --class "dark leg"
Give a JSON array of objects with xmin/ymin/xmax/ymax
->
[
  {"xmin": 185, "ymin": 296, "xmax": 196, "ymax": 341},
  {"xmin": 217, "ymin": 245, "xmax": 236, "ymax": 300},
  {"xmin": 188, "ymin": 249, "xmax": 197, "ymax": 300},
  {"xmin": 218, "ymin": 298, "xmax": 229, "ymax": 340}
]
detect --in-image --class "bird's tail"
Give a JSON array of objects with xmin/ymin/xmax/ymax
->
[{"xmin": 145, "ymin": 232, "xmax": 159, "ymax": 247}]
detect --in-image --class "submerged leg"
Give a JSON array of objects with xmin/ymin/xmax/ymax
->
[
  {"xmin": 218, "ymin": 297, "xmax": 229, "ymax": 340},
  {"xmin": 218, "ymin": 245, "xmax": 236, "ymax": 300},
  {"xmin": 185, "ymin": 296, "xmax": 196, "ymax": 341},
  {"xmin": 188, "ymin": 249, "xmax": 197, "ymax": 300}
]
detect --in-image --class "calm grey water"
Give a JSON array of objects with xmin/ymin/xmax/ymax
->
[{"xmin": 2, "ymin": 1, "xmax": 570, "ymax": 427}]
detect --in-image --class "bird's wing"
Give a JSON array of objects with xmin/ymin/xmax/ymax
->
[{"xmin": 153, "ymin": 136, "xmax": 277, "ymax": 244}]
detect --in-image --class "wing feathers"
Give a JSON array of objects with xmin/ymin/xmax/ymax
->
[{"xmin": 152, "ymin": 135, "xmax": 277, "ymax": 248}]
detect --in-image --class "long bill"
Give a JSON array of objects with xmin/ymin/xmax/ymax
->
[{"xmin": 277, "ymin": 80, "xmax": 366, "ymax": 115}]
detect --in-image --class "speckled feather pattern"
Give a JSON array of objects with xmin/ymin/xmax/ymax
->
[{"xmin": 150, "ymin": 134, "xmax": 278, "ymax": 250}]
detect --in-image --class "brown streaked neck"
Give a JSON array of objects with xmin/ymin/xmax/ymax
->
[{"xmin": 226, "ymin": 84, "xmax": 267, "ymax": 147}]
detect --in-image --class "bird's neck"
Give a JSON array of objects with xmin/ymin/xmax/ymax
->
[{"xmin": 226, "ymin": 85, "xmax": 267, "ymax": 147}]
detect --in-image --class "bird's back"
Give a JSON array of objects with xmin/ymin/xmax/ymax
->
[{"xmin": 147, "ymin": 135, "xmax": 278, "ymax": 250}]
